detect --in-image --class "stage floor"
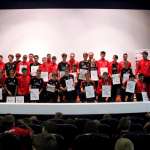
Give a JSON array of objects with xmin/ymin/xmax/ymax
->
[{"xmin": 0, "ymin": 102, "xmax": 149, "ymax": 115}]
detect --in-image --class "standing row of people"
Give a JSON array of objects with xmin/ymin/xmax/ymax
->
[{"xmin": 0, "ymin": 51, "xmax": 149, "ymax": 102}]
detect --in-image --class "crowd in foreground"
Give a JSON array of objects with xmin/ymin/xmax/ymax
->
[
  {"xmin": 0, "ymin": 113, "xmax": 150, "ymax": 150},
  {"xmin": 0, "ymin": 50, "xmax": 149, "ymax": 102}
]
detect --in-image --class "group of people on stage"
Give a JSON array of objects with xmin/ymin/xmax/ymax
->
[{"xmin": 0, "ymin": 50, "xmax": 149, "ymax": 103}]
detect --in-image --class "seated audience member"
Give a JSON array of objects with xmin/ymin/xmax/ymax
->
[
  {"xmin": 80, "ymin": 72, "xmax": 96, "ymax": 103},
  {"xmin": 49, "ymin": 56, "xmax": 58, "ymax": 76},
  {"xmin": 119, "ymin": 53, "xmax": 132, "ymax": 73},
  {"xmin": 114, "ymin": 138, "xmax": 134, "ymax": 150},
  {"xmin": 5, "ymin": 54, "xmax": 16, "ymax": 77},
  {"xmin": 33, "ymin": 132, "xmax": 58, "ymax": 150},
  {"xmin": 30, "ymin": 69, "xmax": 44, "ymax": 102},
  {"xmin": 58, "ymin": 53, "xmax": 70, "ymax": 78},
  {"xmin": 59, "ymin": 68, "xmax": 76, "ymax": 102},
  {"xmin": 0, "ymin": 69, "xmax": 5, "ymax": 102},
  {"xmin": 28, "ymin": 53, "xmax": 34, "ymax": 65},
  {"xmin": 96, "ymin": 72, "xmax": 112, "ymax": 102},
  {"xmin": 135, "ymin": 73, "xmax": 147, "ymax": 101},
  {"xmin": 46, "ymin": 72, "xmax": 60, "ymax": 103},
  {"xmin": 122, "ymin": 74, "xmax": 136, "ymax": 102},
  {"xmin": 30, "ymin": 55, "xmax": 40, "ymax": 77},
  {"xmin": 16, "ymin": 55, "xmax": 30, "ymax": 76},
  {"xmin": 68, "ymin": 52, "xmax": 79, "ymax": 73},
  {"xmin": 0, "ymin": 55, "xmax": 5, "ymax": 72},
  {"xmin": 4, "ymin": 69, "xmax": 18, "ymax": 97},
  {"xmin": 17, "ymin": 68, "xmax": 31, "ymax": 102},
  {"xmin": 136, "ymin": 51, "xmax": 150, "ymax": 98},
  {"xmin": 14, "ymin": 53, "xmax": 21, "ymax": 67},
  {"xmin": 96, "ymin": 51, "xmax": 110, "ymax": 77}
]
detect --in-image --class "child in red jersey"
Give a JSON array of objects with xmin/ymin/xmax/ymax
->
[
  {"xmin": 96, "ymin": 72, "xmax": 112, "ymax": 102},
  {"xmin": 135, "ymin": 73, "xmax": 147, "ymax": 101},
  {"xmin": 17, "ymin": 68, "xmax": 30, "ymax": 102}
]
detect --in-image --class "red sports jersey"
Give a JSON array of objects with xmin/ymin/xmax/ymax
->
[
  {"xmin": 0, "ymin": 61, "xmax": 5, "ymax": 71},
  {"xmin": 96, "ymin": 59, "xmax": 110, "ymax": 76},
  {"xmin": 16, "ymin": 61, "xmax": 30, "ymax": 76},
  {"xmin": 135, "ymin": 79, "xmax": 146, "ymax": 93},
  {"xmin": 39, "ymin": 63, "xmax": 51, "ymax": 72},
  {"xmin": 96, "ymin": 77, "xmax": 112, "ymax": 95},
  {"xmin": 49, "ymin": 63, "xmax": 58, "ymax": 73},
  {"xmin": 17, "ymin": 75, "xmax": 30, "ymax": 95},
  {"xmin": 119, "ymin": 60, "xmax": 132, "ymax": 72},
  {"xmin": 68, "ymin": 59, "xmax": 79, "ymax": 73},
  {"xmin": 136, "ymin": 59, "xmax": 150, "ymax": 77}
]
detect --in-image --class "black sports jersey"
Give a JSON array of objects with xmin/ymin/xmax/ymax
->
[
  {"xmin": 5, "ymin": 77, "xmax": 18, "ymax": 95},
  {"xmin": 79, "ymin": 60, "xmax": 90, "ymax": 70},
  {"xmin": 58, "ymin": 61, "xmax": 70, "ymax": 71},
  {"xmin": 5, "ymin": 62, "xmax": 16, "ymax": 76},
  {"xmin": 81, "ymin": 80, "xmax": 95, "ymax": 89},
  {"xmin": 30, "ymin": 77, "xmax": 44, "ymax": 90},
  {"xmin": 60, "ymin": 74, "xmax": 74, "ymax": 88},
  {"xmin": 47, "ymin": 79, "xmax": 60, "ymax": 91}
]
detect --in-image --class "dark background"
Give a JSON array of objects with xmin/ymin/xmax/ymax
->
[{"xmin": 0, "ymin": 0, "xmax": 150, "ymax": 9}]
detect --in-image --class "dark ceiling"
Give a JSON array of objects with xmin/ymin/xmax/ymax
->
[{"xmin": 0, "ymin": 0, "xmax": 150, "ymax": 9}]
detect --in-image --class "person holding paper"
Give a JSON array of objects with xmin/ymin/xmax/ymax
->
[
  {"xmin": 59, "ymin": 68, "xmax": 76, "ymax": 102},
  {"xmin": 135, "ymin": 51, "xmax": 150, "ymax": 99},
  {"xmin": 4, "ymin": 69, "xmax": 18, "ymax": 98},
  {"xmin": 79, "ymin": 72, "xmax": 96, "ymax": 103},
  {"xmin": 30, "ymin": 69, "xmax": 44, "ymax": 102},
  {"xmin": 135, "ymin": 73, "xmax": 147, "ymax": 101},
  {"xmin": 40, "ymin": 57, "xmax": 51, "ymax": 73},
  {"xmin": 96, "ymin": 72, "xmax": 112, "ymax": 102},
  {"xmin": 5, "ymin": 54, "xmax": 16, "ymax": 77},
  {"xmin": 122, "ymin": 74, "xmax": 136, "ymax": 102},
  {"xmin": 17, "ymin": 68, "xmax": 30, "ymax": 102},
  {"xmin": 16, "ymin": 55, "xmax": 30, "ymax": 76},
  {"xmin": 96, "ymin": 51, "xmax": 110, "ymax": 77},
  {"xmin": 30, "ymin": 55, "xmax": 40, "ymax": 77},
  {"xmin": 46, "ymin": 72, "xmax": 60, "ymax": 103},
  {"xmin": 58, "ymin": 53, "xmax": 70, "ymax": 79}
]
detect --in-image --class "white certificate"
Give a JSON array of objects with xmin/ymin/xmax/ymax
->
[
  {"xmin": 30, "ymin": 89, "xmax": 39, "ymax": 101},
  {"xmin": 126, "ymin": 81, "xmax": 135, "ymax": 93},
  {"xmin": 65, "ymin": 79, "xmax": 75, "ymax": 92},
  {"xmin": 100, "ymin": 67, "xmax": 108, "ymax": 76},
  {"xmin": 6, "ymin": 96, "xmax": 15, "ymax": 103},
  {"xmin": 142, "ymin": 92, "xmax": 149, "ymax": 101},
  {"xmin": 70, "ymin": 72, "xmax": 77, "ymax": 83},
  {"xmin": 85, "ymin": 86, "xmax": 95, "ymax": 98},
  {"xmin": 60, "ymin": 71, "xmax": 65, "ymax": 78},
  {"xmin": 19, "ymin": 65, "xmax": 27, "ymax": 74},
  {"xmin": 123, "ymin": 73, "xmax": 129, "ymax": 83},
  {"xmin": 41, "ymin": 72, "xmax": 48, "ymax": 82},
  {"xmin": 0, "ymin": 88, "xmax": 2, "ymax": 100},
  {"xmin": 47, "ymin": 84, "xmax": 55, "ymax": 92},
  {"xmin": 91, "ymin": 70, "xmax": 99, "ymax": 81},
  {"xmin": 16, "ymin": 96, "xmax": 24, "ymax": 103},
  {"xmin": 31, "ymin": 66, "xmax": 39, "ymax": 76},
  {"xmin": 78, "ymin": 69, "xmax": 88, "ymax": 80},
  {"xmin": 102, "ymin": 85, "xmax": 111, "ymax": 97},
  {"xmin": 112, "ymin": 74, "xmax": 120, "ymax": 85}
]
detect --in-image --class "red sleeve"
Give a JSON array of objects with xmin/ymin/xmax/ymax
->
[{"xmin": 96, "ymin": 80, "xmax": 102, "ymax": 95}]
